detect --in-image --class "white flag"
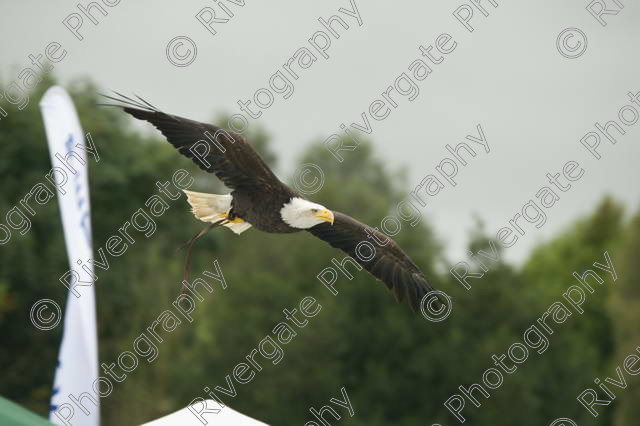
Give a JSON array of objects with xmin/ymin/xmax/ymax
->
[{"xmin": 40, "ymin": 86, "xmax": 100, "ymax": 426}]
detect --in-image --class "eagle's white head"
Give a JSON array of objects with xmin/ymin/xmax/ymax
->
[{"xmin": 281, "ymin": 197, "xmax": 334, "ymax": 229}]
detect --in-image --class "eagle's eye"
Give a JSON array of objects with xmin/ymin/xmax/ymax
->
[{"xmin": 311, "ymin": 208, "xmax": 319, "ymax": 214}]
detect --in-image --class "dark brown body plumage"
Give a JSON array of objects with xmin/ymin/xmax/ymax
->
[{"xmin": 229, "ymin": 185, "xmax": 299, "ymax": 233}]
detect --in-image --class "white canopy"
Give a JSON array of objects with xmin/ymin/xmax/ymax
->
[{"xmin": 141, "ymin": 400, "xmax": 269, "ymax": 426}]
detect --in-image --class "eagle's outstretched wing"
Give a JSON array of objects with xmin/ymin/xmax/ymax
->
[
  {"xmin": 102, "ymin": 93, "xmax": 280, "ymax": 191},
  {"xmin": 307, "ymin": 211, "xmax": 439, "ymax": 313}
]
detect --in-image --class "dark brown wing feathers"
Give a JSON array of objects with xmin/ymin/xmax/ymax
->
[
  {"xmin": 103, "ymin": 93, "xmax": 278, "ymax": 191},
  {"xmin": 307, "ymin": 211, "xmax": 437, "ymax": 313}
]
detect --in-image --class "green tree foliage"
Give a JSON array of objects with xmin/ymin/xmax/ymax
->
[
  {"xmin": 0, "ymin": 77, "xmax": 637, "ymax": 425},
  {"xmin": 519, "ymin": 197, "xmax": 624, "ymax": 425},
  {"xmin": 610, "ymin": 209, "xmax": 640, "ymax": 426}
]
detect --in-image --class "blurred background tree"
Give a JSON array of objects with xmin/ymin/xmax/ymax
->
[{"xmin": 610, "ymin": 209, "xmax": 640, "ymax": 426}]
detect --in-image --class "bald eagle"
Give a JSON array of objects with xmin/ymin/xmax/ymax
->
[{"xmin": 103, "ymin": 93, "xmax": 440, "ymax": 313}]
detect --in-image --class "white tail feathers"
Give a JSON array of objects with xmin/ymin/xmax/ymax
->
[
  {"xmin": 183, "ymin": 190, "xmax": 252, "ymax": 235},
  {"xmin": 183, "ymin": 190, "xmax": 231, "ymax": 221}
]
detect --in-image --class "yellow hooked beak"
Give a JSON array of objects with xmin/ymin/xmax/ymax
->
[{"xmin": 316, "ymin": 209, "xmax": 335, "ymax": 225}]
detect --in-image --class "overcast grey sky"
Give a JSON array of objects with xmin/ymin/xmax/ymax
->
[{"xmin": 2, "ymin": 0, "xmax": 639, "ymax": 266}]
